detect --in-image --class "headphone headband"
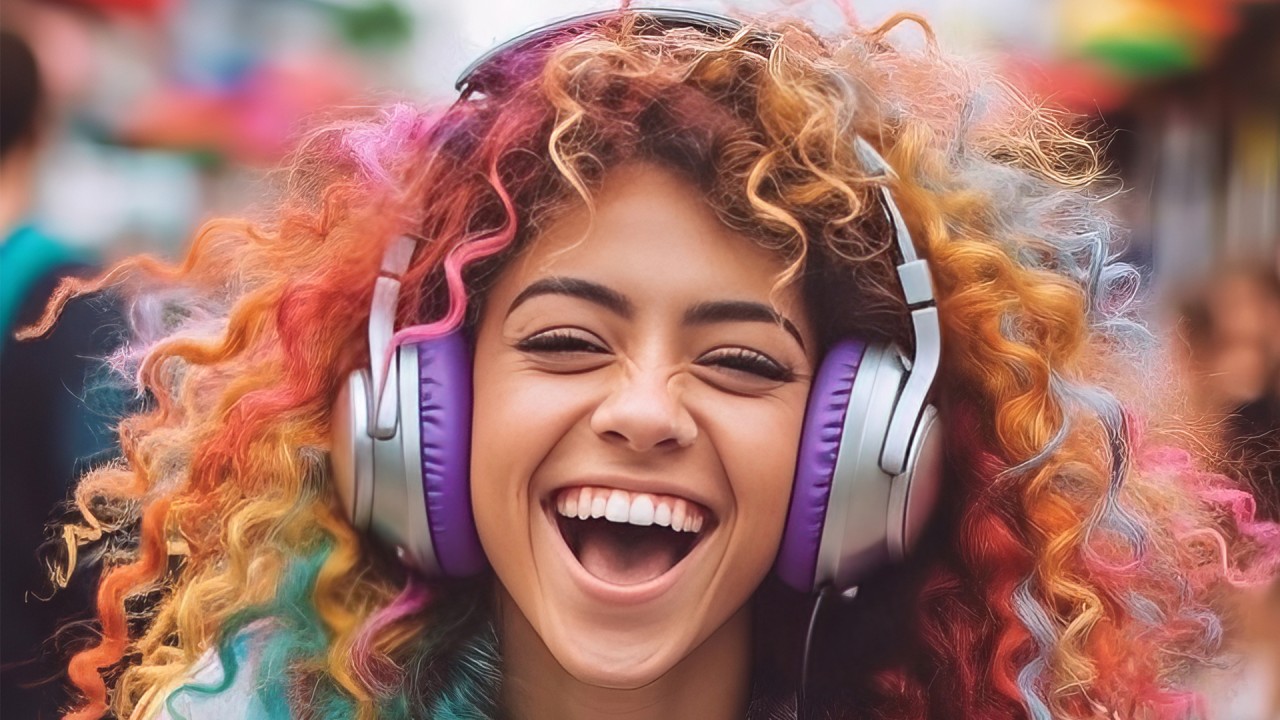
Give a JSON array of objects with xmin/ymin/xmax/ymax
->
[{"xmin": 455, "ymin": 8, "xmax": 773, "ymax": 95}]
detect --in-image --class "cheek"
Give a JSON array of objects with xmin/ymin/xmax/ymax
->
[
  {"xmin": 704, "ymin": 393, "xmax": 808, "ymax": 564},
  {"xmin": 470, "ymin": 355, "xmax": 534, "ymax": 564},
  {"xmin": 469, "ymin": 363, "xmax": 595, "ymax": 555}
]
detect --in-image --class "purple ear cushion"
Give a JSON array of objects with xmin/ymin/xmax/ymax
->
[
  {"xmin": 773, "ymin": 339, "xmax": 867, "ymax": 593},
  {"xmin": 416, "ymin": 334, "xmax": 486, "ymax": 577}
]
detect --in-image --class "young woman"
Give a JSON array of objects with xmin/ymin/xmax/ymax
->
[{"xmin": 33, "ymin": 8, "xmax": 1279, "ymax": 720}]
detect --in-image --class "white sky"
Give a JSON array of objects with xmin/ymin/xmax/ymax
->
[{"xmin": 402, "ymin": 0, "xmax": 1054, "ymax": 97}]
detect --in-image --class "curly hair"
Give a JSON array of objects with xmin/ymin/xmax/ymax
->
[{"xmin": 28, "ymin": 10, "xmax": 1279, "ymax": 720}]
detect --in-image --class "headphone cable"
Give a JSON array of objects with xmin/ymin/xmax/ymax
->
[{"xmin": 799, "ymin": 584, "xmax": 838, "ymax": 720}]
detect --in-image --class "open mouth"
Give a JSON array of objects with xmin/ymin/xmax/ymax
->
[{"xmin": 551, "ymin": 487, "xmax": 713, "ymax": 587}]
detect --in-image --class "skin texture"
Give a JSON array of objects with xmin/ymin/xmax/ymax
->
[{"xmin": 469, "ymin": 163, "xmax": 816, "ymax": 718}]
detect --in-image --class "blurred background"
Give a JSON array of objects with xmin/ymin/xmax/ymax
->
[
  {"xmin": 2, "ymin": 0, "xmax": 1277, "ymax": 270},
  {"xmin": 2, "ymin": 0, "xmax": 1277, "ymax": 717}
]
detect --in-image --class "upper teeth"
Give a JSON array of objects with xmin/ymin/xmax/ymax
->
[{"xmin": 555, "ymin": 487, "xmax": 706, "ymax": 533}]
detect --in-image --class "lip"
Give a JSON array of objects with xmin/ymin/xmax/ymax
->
[{"xmin": 540, "ymin": 501, "xmax": 713, "ymax": 607}]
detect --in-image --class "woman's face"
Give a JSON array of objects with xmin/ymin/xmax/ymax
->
[{"xmin": 470, "ymin": 163, "xmax": 816, "ymax": 687}]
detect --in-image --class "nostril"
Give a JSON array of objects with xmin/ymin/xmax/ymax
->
[
  {"xmin": 600, "ymin": 430, "xmax": 689, "ymax": 453},
  {"xmin": 588, "ymin": 376, "xmax": 697, "ymax": 450}
]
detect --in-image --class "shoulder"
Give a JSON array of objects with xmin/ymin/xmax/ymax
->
[{"xmin": 138, "ymin": 624, "xmax": 275, "ymax": 720}]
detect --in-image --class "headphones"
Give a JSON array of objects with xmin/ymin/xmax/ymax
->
[{"xmin": 330, "ymin": 9, "xmax": 944, "ymax": 595}]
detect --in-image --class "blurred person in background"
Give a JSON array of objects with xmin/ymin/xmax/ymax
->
[
  {"xmin": 1176, "ymin": 261, "xmax": 1280, "ymax": 720},
  {"xmin": 1178, "ymin": 263, "xmax": 1280, "ymax": 518},
  {"xmin": 1, "ymin": 20, "xmax": 121, "ymax": 720}
]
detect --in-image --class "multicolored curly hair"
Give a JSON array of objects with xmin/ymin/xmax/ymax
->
[{"xmin": 28, "ymin": 7, "xmax": 1280, "ymax": 720}]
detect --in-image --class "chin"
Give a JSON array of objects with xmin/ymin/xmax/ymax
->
[{"xmin": 548, "ymin": 632, "xmax": 684, "ymax": 689}]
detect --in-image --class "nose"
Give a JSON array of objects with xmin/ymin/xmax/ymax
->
[{"xmin": 589, "ymin": 366, "xmax": 697, "ymax": 452}]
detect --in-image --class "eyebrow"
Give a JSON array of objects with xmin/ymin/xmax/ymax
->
[
  {"xmin": 507, "ymin": 277, "xmax": 633, "ymax": 318},
  {"xmin": 506, "ymin": 276, "xmax": 806, "ymax": 351},
  {"xmin": 684, "ymin": 300, "xmax": 806, "ymax": 351}
]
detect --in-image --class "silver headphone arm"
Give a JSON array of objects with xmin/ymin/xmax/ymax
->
[
  {"xmin": 367, "ymin": 235, "xmax": 418, "ymax": 440},
  {"xmin": 853, "ymin": 138, "xmax": 941, "ymax": 476},
  {"xmin": 881, "ymin": 306, "xmax": 940, "ymax": 475}
]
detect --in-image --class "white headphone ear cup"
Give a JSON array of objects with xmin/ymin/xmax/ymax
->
[
  {"xmin": 886, "ymin": 404, "xmax": 943, "ymax": 561},
  {"xmin": 332, "ymin": 369, "xmax": 375, "ymax": 532},
  {"xmin": 330, "ymin": 349, "xmax": 440, "ymax": 575},
  {"xmin": 365, "ymin": 345, "xmax": 438, "ymax": 574},
  {"xmin": 776, "ymin": 339, "xmax": 868, "ymax": 593},
  {"xmin": 808, "ymin": 345, "xmax": 945, "ymax": 590},
  {"xmin": 812, "ymin": 343, "xmax": 906, "ymax": 590}
]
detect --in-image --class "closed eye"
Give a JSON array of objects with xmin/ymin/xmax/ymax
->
[
  {"xmin": 696, "ymin": 347, "xmax": 795, "ymax": 383},
  {"xmin": 515, "ymin": 328, "xmax": 609, "ymax": 355}
]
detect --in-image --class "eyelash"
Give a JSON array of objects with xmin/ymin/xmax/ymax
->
[
  {"xmin": 697, "ymin": 348, "xmax": 795, "ymax": 382},
  {"xmin": 514, "ymin": 330, "xmax": 607, "ymax": 354},
  {"xmin": 516, "ymin": 330, "xmax": 794, "ymax": 382}
]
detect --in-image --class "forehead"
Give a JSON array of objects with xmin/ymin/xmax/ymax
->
[{"xmin": 504, "ymin": 163, "xmax": 802, "ymax": 307}]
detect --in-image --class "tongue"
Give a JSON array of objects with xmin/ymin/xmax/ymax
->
[{"xmin": 576, "ymin": 523, "xmax": 684, "ymax": 586}]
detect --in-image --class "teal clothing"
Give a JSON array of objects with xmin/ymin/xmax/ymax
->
[
  {"xmin": 0, "ymin": 221, "xmax": 118, "ymax": 719},
  {"xmin": 0, "ymin": 222, "xmax": 94, "ymax": 347}
]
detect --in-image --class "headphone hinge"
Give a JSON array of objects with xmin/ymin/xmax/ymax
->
[{"xmin": 897, "ymin": 258, "xmax": 935, "ymax": 308}]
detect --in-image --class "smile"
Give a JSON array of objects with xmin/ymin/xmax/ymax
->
[{"xmin": 548, "ymin": 486, "xmax": 716, "ymax": 589}]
